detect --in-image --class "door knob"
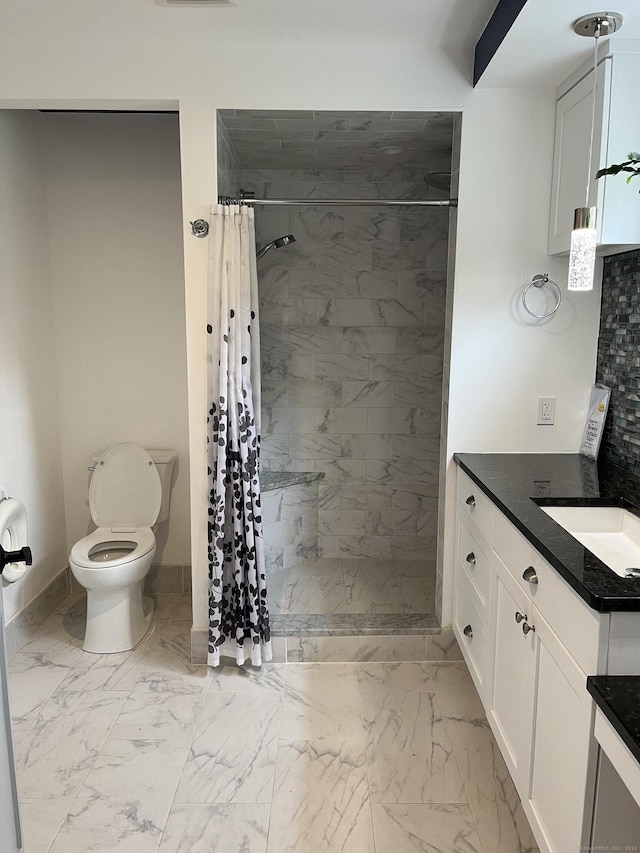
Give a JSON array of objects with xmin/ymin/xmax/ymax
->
[
  {"xmin": 522, "ymin": 622, "xmax": 536, "ymax": 635},
  {"xmin": 465, "ymin": 552, "xmax": 476, "ymax": 565},
  {"xmin": 523, "ymin": 566, "xmax": 538, "ymax": 585},
  {"xmin": 515, "ymin": 611, "xmax": 527, "ymax": 623},
  {"xmin": 465, "ymin": 495, "xmax": 476, "ymax": 507},
  {"xmin": 463, "ymin": 624, "xmax": 473, "ymax": 638}
]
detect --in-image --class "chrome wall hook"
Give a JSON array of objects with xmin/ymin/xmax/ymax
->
[{"xmin": 190, "ymin": 219, "xmax": 209, "ymax": 238}]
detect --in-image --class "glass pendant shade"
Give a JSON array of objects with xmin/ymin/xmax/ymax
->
[{"xmin": 568, "ymin": 207, "xmax": 597, "ymax": 291}]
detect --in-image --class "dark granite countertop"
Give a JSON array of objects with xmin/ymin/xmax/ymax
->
[
  {"xmin": 455, "ymin": 453, "xmax": 640, "ymax": 612},
  {"xmin": 587, "ymin": 676, "xmax": 640, "ymax": 765}
]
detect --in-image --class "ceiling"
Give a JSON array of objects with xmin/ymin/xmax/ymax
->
[
  {"xmin": 480, "ymin": 0, "xmax": 640, "ymax": 87},
  {"xmin": 153, "ymin": 0, "xmax": 498, "ymax": 48},
  {"xmin": 218, "ymin": 110, "xmax": 455, "ymax": 173}
]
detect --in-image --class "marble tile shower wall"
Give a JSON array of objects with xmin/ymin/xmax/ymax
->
[
  {"xmin": 245, "ymin": 168, "xmax": 448, "ymax": 560},
  {"xmin": 596, "ymin": 248, "xmax": 640, "ymax": 475},
  {"xmin": 435, "ymin": 114, "xmax": 461, "ymax": 624},
  {"xmin": 216, "ymin": 116, "xmax": 241, "ymax": 197}
]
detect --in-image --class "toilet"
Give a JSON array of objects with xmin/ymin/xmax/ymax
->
[{"xmin": 69, "ymin": 442, "xmax": 177, "ymax": 654}]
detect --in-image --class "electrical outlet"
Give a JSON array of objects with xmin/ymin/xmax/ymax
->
[{"xmin": 537, "ymin": 397, "xmax": 556, "ymax": 425}]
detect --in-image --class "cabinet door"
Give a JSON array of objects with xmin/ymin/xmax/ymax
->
[
  {"xmin": 487, "ymin": 554, "xmax": 534, "ymax": 793},
  {"xmin": 548, "ymin": 58, "xmax": 609, "ymax": 256},
  {"xmin": 526, "ymin": 607, "xmax": 597, "ymax": 853}
]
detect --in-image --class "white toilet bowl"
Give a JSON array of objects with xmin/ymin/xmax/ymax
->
[{"xmin": 69, "ymin": 443, "xmax": 174, "ymax": 654}]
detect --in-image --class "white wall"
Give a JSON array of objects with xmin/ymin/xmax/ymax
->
[
  {"xmin": 0, "ymin": 111, "xmax": 68, "ymax": 621},
  {"xmin": 0, "ymin": 1, "xmax": 604, "ymax": 631},
  {"xmin": 439, "ymin": 88, "xmax": 603, "ymax": 620},
  {"xmin": 43, "ymin": 114, "xmax": 191, "ymax": 565}
]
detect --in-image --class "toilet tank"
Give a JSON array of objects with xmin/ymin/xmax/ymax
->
[{"xmin": 89, "ymin": 448, "xmax": 177, "ymax": 524}]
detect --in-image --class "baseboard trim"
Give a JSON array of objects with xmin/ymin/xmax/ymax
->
[{"xmin": 4, "ymin": 567, "xmax": 69, "ymax": 658}]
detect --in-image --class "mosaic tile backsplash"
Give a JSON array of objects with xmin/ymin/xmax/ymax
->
[
  {"xmin": 242, "ymin": 167, "xmax": 448, "ymax": 559},
  {"xmin": 597, "ymin": 248, "xmax": 640, "ymax": 475}
]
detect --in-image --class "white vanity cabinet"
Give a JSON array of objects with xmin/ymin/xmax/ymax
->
[
  {"xmin": 526, "ymin": 606, "xmax": 597, "ymax": 853},
  {"xmin": 548, "ymin": 44, "xmax": 640, "ymax": 257},
  {"xmin": 452, "ymin": 464, "xmax": 630, "ymax": 853},
  {"xmin": 489, "ymin": 512, "xmax": 603, "ymax": 853}
]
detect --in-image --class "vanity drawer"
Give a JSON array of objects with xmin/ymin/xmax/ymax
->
[
  {"xmin": 454, "ymin": 570, "xmax": 490, "ymax": 697},
  {"xmin": 457, "ymin": 467, "xmax": 494, "ymax": 545},
  {"xmin": 494, "ymin": 509, "xmax": 605, "ymax": 673},
  {"xmin": 457, "ymin": 517, "xmax": 492, "ymax": 607}
]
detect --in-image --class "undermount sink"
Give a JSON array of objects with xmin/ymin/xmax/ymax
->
[{"xmin": 540, "ymin": 506, "xmax": 640, "ymax": 578}]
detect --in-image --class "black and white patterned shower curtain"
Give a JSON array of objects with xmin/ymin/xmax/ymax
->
[{"xmin": 206, "ymin": 203, "xmax": 271, "ymax": 667}]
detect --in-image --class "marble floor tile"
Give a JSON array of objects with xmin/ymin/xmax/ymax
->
[
  {"xmin": 282, "ymin": 663, "xmax": 363, "ymax": 740},
  {"xmin": 208, "ymin": 662, "xmax": 286, "ymax": 693},
  {"xmin": 153, "ymin": 594, "xmax": 193, "ymax": 625},
  {"xmin": 14, "ymin": 690, "xmax": 127, "ymax": 799},
  {"xmin": 284, "ymin": 565, "xmax": 347, "ymax": 615},
  {"xmin": 12, "ymin": 591, "xmax": 539, "ymax": 853},
  {"xmin": 158, "ymin": 803, "xmax": 270, "ymax": 853},
  {"xmin": 394, "ymin": 559, "xmax": 437, "ymax": 579},
  {"xmin": 135, "ymin": 632, "xmax": 209, "ymax": 690},
  {"xmin": 20, "ymin": 798, "xmax": 73, "ymax": 853},
  {"xmin": 16, "ymin": 615, "xmax": 84, "ymax": 656},
  {"xmin": 153, "ymin": 616, "xmax": 193, "ymax": 643},
  {"xmin": 400, "ymin": 576, "xmax": 436, "ymax": 614},
  {"xmin": 175, "ymin": 692, "xmax": 281, "ymax": 803},
  {"xmin": 109, "ymin": 681, "xmax": 208, "ymax": 742},
  {"xmin": 360, "ymin": 679, "xmax": 466, "ymax": 803},
  {"xmin": 55, "ymin": 634, "xmax": 155, "ymax": 693},
  {"xmin": 8, "ymin": 650, "xmax": 80, "ymax": 719},
  {"xmin": 81, "ymin": 737, "xmax": 190, "ymax": 827},
  {"xmin": 356, "ymin": 661, "xmax": 436, "ymax": 693},
  {"xmin": 267, "ymin": 739, "xmax": 373, "ymax": 853},
  {"xmin": 48, "ymin": 795, "xmax": 164, "ymax": 853},
  {"xmin": 427, "ymin": 631, "xmax": 463, "ymax": 662},
  {"xmin": 342, "ymin": 561, "xmax": 407, "ymax": 614},
  {"xmin": 445, "ymin": 714, "xmax": 539, "ymax": 853},
  {"xmin": 429, "ymin": 662, "xmax": 485, "ymax": 719},
  {"xmin": 372, "ymin": 803, "xmax": 483, "ymax": 853},
  {"xmin": 431, "ymin": 663, "xmax": 539, "ymax": 852}
]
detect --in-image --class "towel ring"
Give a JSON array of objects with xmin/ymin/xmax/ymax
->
[{"xmin": 522, "ymin": 274, "xmax": 561, "ymax": 319}]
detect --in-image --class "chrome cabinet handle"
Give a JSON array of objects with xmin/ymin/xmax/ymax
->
[
  {"xmin": 523, "ymin": 566, "xmax": 538, "ymax": 585},
  {"xmin": 463, "ymin": 624, "xmax": 473, "ymax": 638},
  {"xmin": 465, "ymin": 495, "xmax": 476, "ymax": 507},
  {"xmin": 515, "ymin": 611, "xmax": 527, "ymax": 623},
  {"xmin": 465, "ymin": 552, "xmax": 476, "ymax": 566},
  {"xmin": 522, "ymin": 622, "xmax": 535, "ymax": 635}
]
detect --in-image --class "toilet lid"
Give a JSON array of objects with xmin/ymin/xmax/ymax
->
[{"xmin": 89, "ymin": 443, "xmax": 161, "ymax": 529}]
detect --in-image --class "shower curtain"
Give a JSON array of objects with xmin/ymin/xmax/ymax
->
[{"xmin": 206, "ymin": 203, "xmax": 272, "ymax": 667}]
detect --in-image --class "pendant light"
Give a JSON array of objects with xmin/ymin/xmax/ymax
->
[{"xmin": 568, "ymin": 12, "xmax": 623, "ymax": 292}]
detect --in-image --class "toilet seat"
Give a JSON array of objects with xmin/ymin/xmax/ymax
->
[
  {"xmin": 89, "ymin": 443, "xmax": 161, "ymax": 529},
  {"xmin": 70, "ymin": 527, "xmax": 155, "ymax": 569}
]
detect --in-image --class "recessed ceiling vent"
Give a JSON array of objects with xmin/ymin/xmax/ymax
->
[{"xmin": 157, "ymin": 0, "xmax": 234, "ymax": 6}]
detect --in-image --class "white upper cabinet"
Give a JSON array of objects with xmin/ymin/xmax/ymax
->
[{"xmin": 548, "ymin": 44, "xmax": 640, "ymax": 257}]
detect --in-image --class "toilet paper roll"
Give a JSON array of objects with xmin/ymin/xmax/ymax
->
[{"xmin": 0, "ymin": 498, "xmax": 29, "ymax": 583}]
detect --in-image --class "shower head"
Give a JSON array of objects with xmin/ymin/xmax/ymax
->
[
  {"xmin": 423, "ymin": 172, "xmax": 451, "ymax": 192},
  {"xmin": 256, "ymin": 234, "xmax": 296, "ymax": 262}
]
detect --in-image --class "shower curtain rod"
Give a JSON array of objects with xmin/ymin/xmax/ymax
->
[{"xmin": 218, "ymin": 195, "xmax": 457, "ymax": 208}]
